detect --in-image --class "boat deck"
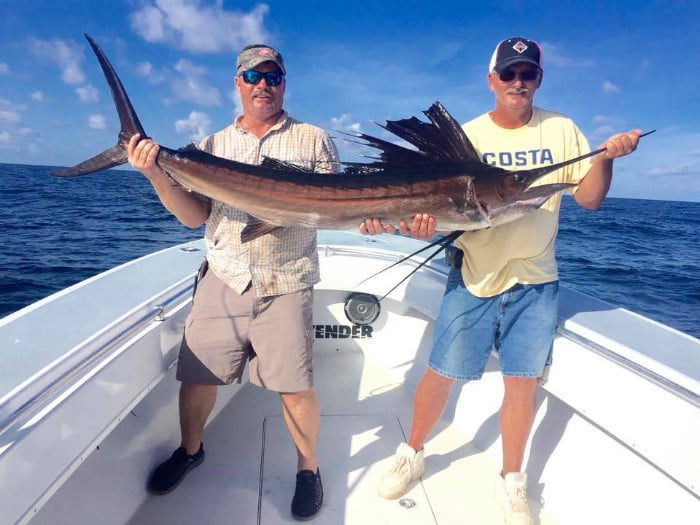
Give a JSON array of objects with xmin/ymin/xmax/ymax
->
[
  {"xmin": 5, "ymin": 234, "xmax": 697, "ymax": 525},
  {"xmin": 31, "ymin": 348, "xmax": 554, "ymax": 525},
  {"xmin": 128, "ymin": 350, "xmax": 554, "ymax": 525}
]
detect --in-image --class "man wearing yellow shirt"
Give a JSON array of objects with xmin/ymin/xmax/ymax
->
[{"xmin": 362, "ymin": 37, "xmax": 641, "ymax": 524}]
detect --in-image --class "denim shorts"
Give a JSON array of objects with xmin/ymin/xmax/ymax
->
[{"xmin": 428, "ymin": 268, "xmax": 558, "ymax": 380}]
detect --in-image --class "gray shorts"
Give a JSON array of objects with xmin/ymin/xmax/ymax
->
[{"xmin": 176, "ymin": 263, "xmax": 314, "ymax": 392}]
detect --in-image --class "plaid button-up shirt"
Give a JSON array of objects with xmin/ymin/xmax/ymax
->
[{"xmin": 198, "ymin": 112, "xmax": 339, "ymax": 297}]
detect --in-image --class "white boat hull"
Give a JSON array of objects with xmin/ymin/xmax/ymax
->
[{"xmin": 1, "ymin": 232, "xmax": 698, "ymax": 524}]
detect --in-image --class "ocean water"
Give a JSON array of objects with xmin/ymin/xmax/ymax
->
[{"xmin": 1, "ymin": 162, "xmax": 698, "ymax": 338}]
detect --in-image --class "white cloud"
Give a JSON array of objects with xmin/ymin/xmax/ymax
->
[
  {"xmin": 30, "ymin": 91, "xmax": 45, "ymax": 102},
  {"xmin": 539, "ymin": 42, "xmax": 595, "ymax": 70},
  {"xmin": 0, "ymin": 63, "xmax": 8, "ymax": 74},
  {"xmin": 611, "ymin": 129, "xmax": 700, "ymax": 201},
  {"xmin": 136, "ymin": 61, "xmax": 168, "ymax": 84},
  {"xmin": 0, "ymin": 99, "xmax": 39, "ymax": 152},
  {"xmin": 646, "ymin": 164, "xmax": 695, "ymax": 177},
  {"xmin": 0, "ymin": 109, "xmax": 21, "ymax": 125},
  {"xmin": 661, "ymin": 125, "xmax": 682, "ymax": 134},
  {"xmin": 132, "ymin": 6, "xmax": 167, "ymax": 42},
  {"xmin": 88, "ymin": 114, "xmax": 107, "ymax": 129},
  {"xmin": 539, "ymin": 42, "xmax": 572, "ymax": 67},
  {"xmin": 328, "ymin": 113, "xmax": 373, "ymax": 160},
  {"xmin": 175, "ymin": 110, "xmax": 211, "ymax": 141},
  {"xmin": 0, "ymin": 98, "xmax": 25, "ymax": 125},
  {"xmin": 629, "ymin": 58, "xmax": 652, "ymax": 83},
  {"xmin": 131, "ymin": 0, "xmax": 271, "ymax": 53},
  {"xmin": 171, "ymin": 59, "xmax": 221, "ymax": 106},
  {"xmin": 539, "ymin": 41, "xmax": 595, "ymax": 68},
  {"xmin": 330, "ymin": 113, "xmax": 361, "ymax": 133},
  {"xmin": 229, "ymin": 89, "xmax": 243, "ymax": 117},
  {"xmin": 137, "ymin": 61, "xmax": 154, "ymax": 76},
  {"xmin": 76, "ymin": 84, "xmax": 99, "ymax": 103},
  {"xmin": 602, "ymin": 81, "xmax": 620, "ymax": 94},
  {"xmin": 589, "ymin": 125, "xmax": 616, "ymax": 145},
  {"xmin": 586, "ymin": 114, "xmax": 630, "ymax": 144},
  {"xmin": 31, "ymin": 38, "xmax": 85, "ymax": 84}
]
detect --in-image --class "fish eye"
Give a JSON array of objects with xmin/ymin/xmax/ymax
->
[{"xmin": 514, "ymin": 173, "xmax": 526, "ymax": 183}]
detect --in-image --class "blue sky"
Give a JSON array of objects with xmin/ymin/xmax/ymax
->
[{"xmin": 0, "ymin": 0, "xmax": 698, "ymax": 202}]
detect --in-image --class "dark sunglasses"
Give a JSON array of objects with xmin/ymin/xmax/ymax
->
[
  {"xmin": 498, "ymin": 68, "xmax": 539, "ymax": 82},
  {"xmin": 239, "ymin": 70, "xmax": 285, "ymax": 86}
]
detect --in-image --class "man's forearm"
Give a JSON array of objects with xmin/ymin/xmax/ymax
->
[
  {"xmin": 148, "ymin": 171, "xmax": 211, "ymax": 228},
  {"xmin": 574, "ymin": 156, "xmax": 613, "ymax": 210}
]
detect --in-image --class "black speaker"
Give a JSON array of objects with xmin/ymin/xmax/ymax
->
[{"xmin": 343, "ymin": 293, "xmax": 381, "ymax": 325}]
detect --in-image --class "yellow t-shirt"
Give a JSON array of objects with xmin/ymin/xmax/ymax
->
[{"xmin": 455, "ymin": 107, "xmax": 592, "ymax": 297}]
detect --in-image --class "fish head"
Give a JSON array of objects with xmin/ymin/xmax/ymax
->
[{"xmin": 473, "ymin": 167, "xmax": 575, "ymax": 227}]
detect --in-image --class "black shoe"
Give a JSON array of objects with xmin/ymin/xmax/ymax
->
[
  {"xmin": 291, "ymin": 468, "xmax": 323, "ymax": 521},
  {"xmin": 147, "ymin": 443, "xmax": 205, "ymax": 494}
]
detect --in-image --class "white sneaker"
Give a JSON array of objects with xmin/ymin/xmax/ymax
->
[
  {"xmin": 494, "ymin": 472, "xmax": 533, "ymax": 525},
  {"xmin": 377, "ymin": 443, "xmax": 425, "ymax": 499}
]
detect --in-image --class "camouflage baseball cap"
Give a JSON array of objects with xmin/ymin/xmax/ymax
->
[{"xmin": 236, "ymin": 44, "xmax": 286, "ymax": 74}]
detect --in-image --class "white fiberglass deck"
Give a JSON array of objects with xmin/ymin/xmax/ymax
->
[
  {"xmin": 1, "ymin": 231, "xmax": 698, "ymax": 525},
  {"xmin": 33, "ymin": 347, "xmax": 555, "ymax": 525}
]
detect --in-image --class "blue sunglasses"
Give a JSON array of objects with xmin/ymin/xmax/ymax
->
[{"xmin": 239, "ymin": 70, "xmax": 285, "ymax": 86}]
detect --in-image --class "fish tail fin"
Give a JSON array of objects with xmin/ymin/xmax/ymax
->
[
  {"xmin": 52, "ymin": 34, "xmax": 147, "ymax": 177},
  {"xmin": 52, "ymin": 145, "xmax": 129, "ymax": 177}
]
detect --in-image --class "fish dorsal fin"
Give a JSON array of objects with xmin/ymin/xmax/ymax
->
[
  {"xmin": 260, "ymin": 156, "xmax": 312, "ymax": 172},
  {"xmin": 381, "ymin": 101, "xmax": 480, "ymax": 161},
  {"xmin": 240, "ymin": 215, "xmax": 281, "ymax": 243},
  {"xmin": 341, "ymin": 101, "xmax": 480, "ymax": 171},
  {"xmin": 339, "ymin": 131, "xmax": 430, "ymax": 169},
  {"xmin": 424, "ymin": 101, "xmax": 481, "ymax": 160}
]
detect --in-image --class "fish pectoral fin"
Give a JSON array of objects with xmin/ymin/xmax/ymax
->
[
  {"xmin": 521, "ymin": 182, "xmax": 577, "ymax": 203},
  {"xmin": 240, "ymin": 217, "xmax": 281, "ymax": 243}
]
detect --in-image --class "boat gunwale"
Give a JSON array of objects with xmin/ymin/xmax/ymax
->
[
  {"xmin": 1, "ymin": 239, "xmax": 697, "ymax": 440},
  {"xmin": 0, "ymin": 275, "xmax": 195, "ymax": 438}
]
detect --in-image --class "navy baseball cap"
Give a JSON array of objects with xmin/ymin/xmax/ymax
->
[{"xmin": 488, "ymin": 37, "xmax": 542, "ymax": 73}]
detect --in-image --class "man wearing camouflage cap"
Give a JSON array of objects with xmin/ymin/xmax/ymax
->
[{"xmin": 127, "ymin": 43, "xmax": 338, "ymax": 521}]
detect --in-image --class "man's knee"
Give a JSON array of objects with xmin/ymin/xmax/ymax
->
[
  {"xmin": 502, "ymin": 376, "xmax": 538, "ymax": 397},
  {"xmin": 280, "ymin": 389, "xmax": 317, "ymax": 408},
  {"xmin": 424, "ymin": 367, "xmax": 456, "ymax": 389}
]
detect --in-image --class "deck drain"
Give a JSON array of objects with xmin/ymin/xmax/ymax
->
[{"xmin": 399, "ymin": 498, "xmax": 416, "ymax": 509}]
